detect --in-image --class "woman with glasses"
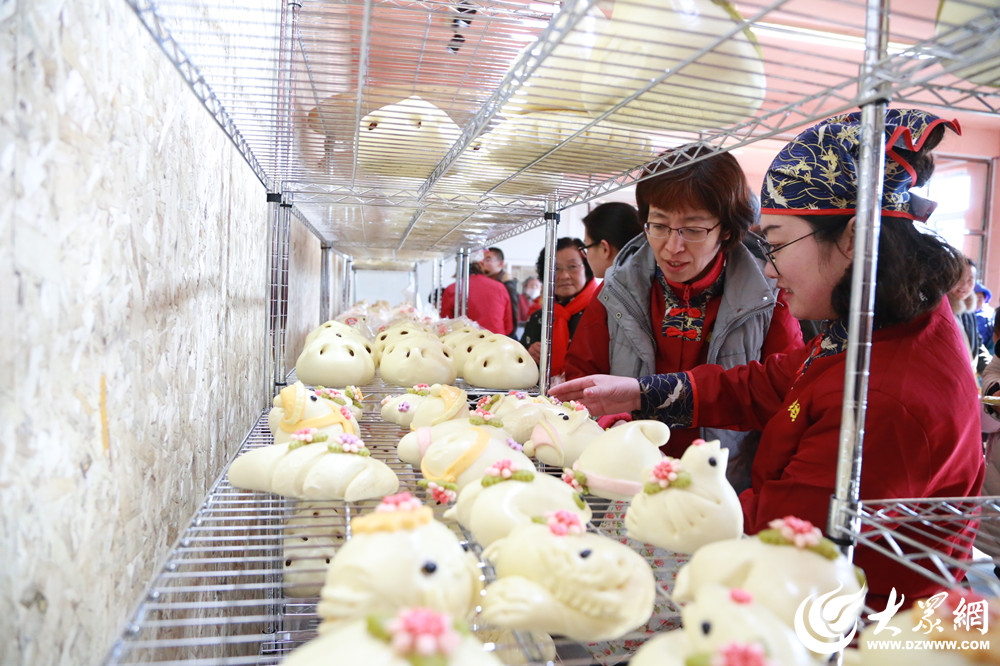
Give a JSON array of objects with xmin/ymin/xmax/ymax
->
[
  {"xmin": 563, "ymin": 149, "xmax": 804, "ymax": 490},
  {"xmin": 520, "ymin": 237, "xmax": 599, "ymax": 377},
  {"xmin": 552, "ymin": 110, "xmax": 984, "ymax": 610}
]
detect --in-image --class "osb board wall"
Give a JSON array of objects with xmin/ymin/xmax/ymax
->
[
  {"xmin": 283, "ymin": 220, "xmax": 321, "ymax": 374},
  {"xmin": 1, "ymin": 2, "xmax": 274, "ymax": 664}
]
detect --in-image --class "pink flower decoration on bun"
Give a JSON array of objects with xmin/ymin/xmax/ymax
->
[
  {"xmin": 386, "ymin": 608, "xmax": 461, "ymax": 658},
  {"xmin": 545, "ymin": 509, "xmax": 584, "ymax": 536},
  {"xmin": 768, "ymin": 516, "xmax": 822, "ymax": 549}
]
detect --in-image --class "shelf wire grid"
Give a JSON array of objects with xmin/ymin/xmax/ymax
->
[
  {"xmin": 105, "ymin": 383, "xmax": 686, "ymax": 665},
  {"xmin": 130, "ymin": 0, "xmax": 1000, "ymax": 255},
  {"xmin": 844, "ymin": 496, "xmax": 1000, "ymax": 600}
]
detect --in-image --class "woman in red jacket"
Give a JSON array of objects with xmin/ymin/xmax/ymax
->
[{"xmin": 551, "ymin": 109, "xmax": 985, "ymax": 609}]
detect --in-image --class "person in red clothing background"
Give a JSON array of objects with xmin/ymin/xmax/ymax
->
[
  {"xmin": 562, "ymin": 148, "xmax": 804, "ymax": 491},
  {"xmin": 439, "ymin": 261, "xmax": 513, "ymax": 335},
  {"xmin": 551, "ymin": 109, "xmax": 985, "ymax": 611}
]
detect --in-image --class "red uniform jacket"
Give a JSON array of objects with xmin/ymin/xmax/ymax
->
[
  {"xmin": 687, "ymin": 299, "xmax": 985, "ymax": 608},
  {"xmin": 439, "ymin": 274, "xmax": 513, "ymax": 335}
]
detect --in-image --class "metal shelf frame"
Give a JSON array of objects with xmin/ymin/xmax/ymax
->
[{"xmin": 104, "ymin": 386, "xmax": 685, "ymax": 665}]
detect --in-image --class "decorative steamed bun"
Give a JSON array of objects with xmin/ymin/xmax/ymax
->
[
  {"xmin": 316, "ymin": 493, "xmax": 483, "ymax": 631},
  {"xmin": 314, "ymin": 385, "xmax": 366, "ymax": 421},
  {"xmin": 282, "ymin": 502, "xmax": 346, "ymax": 598},
  {"xmin": 441, "ymin": 328, "xmax": 491, "ymax": 376},
  {"xmin": 373, "ymin": 321, "xmax": 437, "ymax": 358},
  {"xmin": 227, "ymin": 430, "xmax": 399, "ymax": 501},
  {"xmin": 523, "ymin": 404, "xmax": 604, "ymax": 467},
  {"xmin": 380, "ymin": 384, "xmax": 469, "ymax": 429},
  {"xmin": 379, "ymin": 337, "xmax": 457, "ymax": 387},
  {"xmin": 285, "ymin": 607, "xmax": 503, "ymax": 666},
  {"xmin": 462, "ymin": 334, "xmax": 539, "ymax": 389},
  {"xmin": 268, "ymin": 381, "xmax": 361, "ymax": 445},
  {"xmin": 356, "ymin": 96, "xmax": 462, "ymax": 179},
  {"xmin": 629, "ymin": 584, "xmax": 816, "ymax": 666},
  {"xmin": 415, "ymin": 416, "xmax": 535, "ymax": 492},
  {"xmin": 672, "ymin": 516, "xmax": 866, "ymax": 629},
  {"xmin": 480, "ymin": 512, "xmax": 656, "ymax": 641},
  {"xmin": 296, "ymin": 334, "xmax": 377, "ymax": 387},
  {"xmin": 563, "ymin": 420, "xmax": 668, "ymax": 501},
  {"xmin": 625, "ymin": 439, "xmax": 743, "ymax": 554},
  {"xmin": 443, "ymin": 458, "xmax": 592, "ymax": 547}
]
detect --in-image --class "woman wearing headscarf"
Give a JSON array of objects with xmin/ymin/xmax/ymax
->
[
  {"xmin": 563, "ymin": 150, "xmax": 804, "ymax": 490},
  {"xmin": 520, "ymin": 237, "xmax": 599, "ymax": 378},
  {"xmin": 552, "ymin": 109, "xmax": 985, "ymax": 610}
]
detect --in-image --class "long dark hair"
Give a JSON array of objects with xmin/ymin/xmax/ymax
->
[{"xmin": 811, "ymin": 125, "xmax": 962, "ymax": 327}]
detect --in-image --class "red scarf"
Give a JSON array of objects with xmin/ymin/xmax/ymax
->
[{"xmin": 551, "ymin": 279, "xmax": 599, "ymax": 375}]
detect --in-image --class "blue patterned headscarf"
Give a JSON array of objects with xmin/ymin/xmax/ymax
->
[{"xmin": 760, "ymin": 109, "xmax": 961, "ymax": 221}]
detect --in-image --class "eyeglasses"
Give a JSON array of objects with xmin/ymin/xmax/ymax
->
[
  {"xmin": 580, "ymin": 241, "xmax": 601, "ymax": 256},
  {"xmin": 555, "ymin": 263, "xmax": 584, "ymax": 274},
  {"xmin": 756, "ymin": 230, "xmax": 820, "ymax": 275},
  {"xmin": 644, "ymin": 222, "xmax": 721, "ymax": 242}
]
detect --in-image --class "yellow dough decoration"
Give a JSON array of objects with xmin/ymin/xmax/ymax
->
[
  {"xmin": 379, "ymin": 383, "xmax": 470, "ymax": 429},
  {"xmin": 268, "ymin": 381, "xmax": 360, "ymax": 443},
  {"xmin": 316, "ymin": 493, "xmax": 483, "ymax": 632}
]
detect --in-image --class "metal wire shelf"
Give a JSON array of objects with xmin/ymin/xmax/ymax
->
[
  {"xmin": 128, "ymin": 0, "xmax": 1000, "ymax": 256},
  {"xmin": 105, "ymin": 391, "xmax": 686, "ymax": 665}
]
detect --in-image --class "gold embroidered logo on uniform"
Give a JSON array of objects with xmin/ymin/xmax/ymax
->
[{"xmin": 788, "ymin": 399, "xmax": 801, "ymax": 422}]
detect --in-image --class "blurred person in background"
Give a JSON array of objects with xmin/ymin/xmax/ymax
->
[
  {"xmin": 518, "ymin": 275, "xmax": 541, "ymax": 323},
  {"xmin": 563, "ymin": 149, "xmax": 804, "ymax": 490},
  {"xmin": 949, "ymin": 256, "xmax": 990, "ymax": 375},
  {"xmin": 580, "ymin": 201, "xmax": 644, "ymax": 279},
  {"xmin": 439, "ymin": 256, "xmax": 513, "ymax": 335},
  {"xmin": 520, "ymin": 238, "xmax": 598, "ymax": 377},
  {"xmin": 481, "ymin": 247, "xmax": 519, "ymax": 337},
  {"xmin": 975, "ymin": 281, "xmax": 995, "ymax": 356}
]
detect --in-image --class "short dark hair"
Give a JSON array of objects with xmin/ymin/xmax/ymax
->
[
  {"xmin": 635, "ymin": 147, "xmax": 757, "ymax": 252},
  {"xmin": 486, "ymin": 247, "xmax": 505, "ymax": 262},
  {"xmin": 582, "ymin": 202, "xmax": 643, "ymax": 252},
  {"xmin": 536, "ymin": 237, "xmax": 594, "ymax": 286}
]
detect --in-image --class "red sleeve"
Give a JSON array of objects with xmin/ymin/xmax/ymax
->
[
  {"xmin": 688, "ymin": 348, "xmax": 807, "ymax": 431},
  {"xmin": 761, "ymin": 289, "xmax": 805, "ymax": 358},
  {"xmin": 563, "ymin": 287, "xmax": 612, "ymax": 380},
  {"xmin": 500, "ymin": 286, "xmax": 513, "ymax": 335},
  {"xmin": 439, "ymin": 285, "xmax": 455, "ymax": 319}
]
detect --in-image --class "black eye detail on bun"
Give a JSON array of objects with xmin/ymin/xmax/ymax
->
[
  {"xmin": 421, "ymin": 561, "xmax": 438, "ymax": 575},
  {"xmin": 708, "ymin": 457, "xmax": 717, "ymax": 467},
  {"xmin": 579, "ymin": 549, "xmax": 592, "ymax": 559}
]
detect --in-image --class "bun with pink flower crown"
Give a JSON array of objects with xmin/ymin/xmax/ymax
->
[
  {"xmin": 625, "ymin": 439, "xmax": 743, "ymax": 554},
  {"xmin": 672, "ymin": 516, "xmax": 867, "ymax": 630},
  {"xmin": 479, "ymin": 511, "xmax": 656, "ymax": 641},
  {"xmin": 563, "ymin": 420, "xmax": 669, "ymax": 501},
  {"xmin": 629, "ymin": 584, "xmax": 818, "ymax": 666},
  {"xmin": 316, "ymin": 493, "xmax": 483, "ymax": 632},
  {"xmin": 380, "ymin": 384, "xmax": 470, "ymax": 429},
  {"xmin": 284, "ymin": 607, "xmax": 504, "ymax": 666},
  {"xmin": 443, "ymin": 458, "xmax": 592, "ymax": 547},
  {"xmin": 227, "ymin": 429, "xmax": 399, "ymax": 501},
  {"xmin": 268, "ymin": 381, "xmax": 362, "ymax": 445}
]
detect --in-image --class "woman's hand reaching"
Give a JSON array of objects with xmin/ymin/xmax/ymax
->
[{"xmin": 547, "ymin": 374, "xmax": 641, "ymax": 416}]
